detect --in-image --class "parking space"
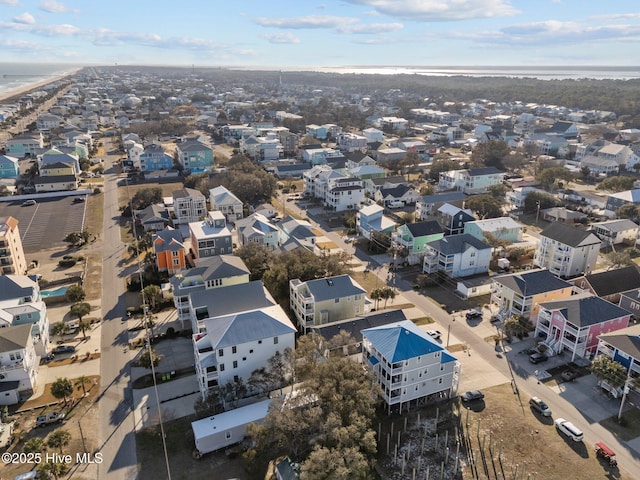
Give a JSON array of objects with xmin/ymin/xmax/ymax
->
[{"xmin": 0, "ymin": 195, "xmax": 87, "ymax": 253}]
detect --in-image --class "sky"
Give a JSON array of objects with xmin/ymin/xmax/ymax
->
[{"xmin": 1, "ymin": 0, "xmax": 639, "ymax": 67}]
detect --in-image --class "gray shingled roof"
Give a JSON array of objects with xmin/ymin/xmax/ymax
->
[
  {"xmin": 304, "ymin": 275, "xmax": 366, "ymax": 302},
  {"xmin": 598, "ymin": 324, "xmax": 640, "ymax": 360},
  {"xmin": 539, "ymin": 294, "xmax": 630, "ymax": 327},
  {"xmin": 582, "ymin": 266, "xmax": 640, "ymax": 298},
  {"xmin": 540, "ymin": 222, "xmax": 601, "ymax": 247},
  {"xmin": 494, "ymin": 269, "xmax": 572, "ymax": 296},
  {"xmin": 311, "ymin": 309, "xmax": 407, "ymax": 343},
  {"xmin": 189, "ymin": 280, "xmax": 275, "ymax": 318},
  {"xmin": 0, "ymin": 323, "xmax": 32, "ymax": 352},
  {"xmin": 426, "ymin": 234, "xmax": 491, "ymax": 255},
  {"xmin": 204, "ymin": 306, "xmax": 295, "ymax": 348},
  {"xmin": 406, "ymin": 221, "xmax": 443, "ymax": 238},
  {"xmin": 173, "ymin": 187, "xmax": 205, "ymax": 199}
]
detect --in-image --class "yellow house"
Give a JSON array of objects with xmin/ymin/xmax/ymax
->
[{"xmin": 491, "ymin": 269, "xmax": 575, "ymax": 322}]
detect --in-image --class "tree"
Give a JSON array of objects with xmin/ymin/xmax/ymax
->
[
  {"xmin": 141, "ymin": 284, "xmax": 162, "ymax": 309},
  {"xmin": 301, "ymin": 446, "xmax": 370, "ymax": 480},
  {"xmin": 465, "ymin": 194, "xmax": 503, "ymax": 219},
  {"xmin": 486, "ymin": 184, "xmax": 508, "ymax": 199},
  {"xmin": 536, "ymin": 166, "xmax": 574, "ymax": 191},
  {"xmin": 617, "ymin": 204, "xmax": 640, "ymax": 221},
  {"xmin": 327, "ymin": 330, "xmax": 359, "ymax": 357},
  {"xmin": 471, "ymin": 140, "xmax": 510, "ymax": 169},
  {"xmin": 428, "ymin": 158, "xmax": 461, "ymax": 181},
  {"xmin": 51, "ymin": 377, "xmax": 73, "ymax": 406},
  {"xmin": 138, "ymin": 348, "xmax": 160, "ymax": 369},
  {"xmin": 380, "ymin": 286, "xmax": 396, "ymax": 308},
  {"xmin": 69, "ymin": 302, "xmax": 91, "ymax": 339},
  {"xmin": 235, "ymin": 242, "xmax": 272, "ymax": 280},
  {"xmin": 605, "ymin": 251, "xmax": 634, "ymax": 269},
  {"xmin": 370, "ymin": 288, "xmax": 383, "ymax": 310},
  {"xmin": 523, "ymin": 191, "xmax": 558, "ymax": 214},
  {"xmin": 47, "ymin": 428, "xmax": 72, "ymax": 453},
  {"xmin": 51, "ymin": 322, "xmax": 68, "ymax": 338},
  {"xmin": 75, "ymin": 375, "xmax": 92, "ymax": 397},
  {"xmin": 502, "ymin": 315, "xmax": 534, "ymax": 340},
  {"xmin": 244, "ymin": 356, "xmax": 379, "ymax": 478},
  {"xmin": 590, "ymin": 355, "xmax": 627, "ymax": 389},
  {"xmin": 65, "ymin": 284, "xmax": 86, "ymax": 304},
  {"xmin": 596, "ymin": 176, "xmax": 636, "ymax": 192},
  {"xmin": 130, "ymin": 187, "xmax": 162, "ymax": 211},
  {"xmin": 63, "ymin": 232, "xmax": 82, "ymax": 247},
  {"xmin": 37, "ymin": 461, "xmax": 69, "ymax": 480},
  {"xmin": 24, "ymin": 437, "xmax": 46, "ymax": 454}
]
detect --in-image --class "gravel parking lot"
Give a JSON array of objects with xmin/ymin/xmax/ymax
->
[{"xmin": 0, "ymin": 195, "xmax": 88, "ymax": 253}]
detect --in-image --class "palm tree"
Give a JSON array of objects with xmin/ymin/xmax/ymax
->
[
  {"xmin": 75, "ymin": 375, "xmax": 92, "ymax": 397},
  {"xmin": 141, "ymin": 284, "xmax": 162, "ymax": 310},
  {"xmin": 69, "ymin": 302, "xmax": 91, "ymax": 339},
  {"xmin": 51, "ymin": 322, "xmax": 67, "ymax": 339},
  {"xmin": 370, "ymin": 288, "xmax": 382, "ymax": 310},
  {"xmin": 65, "ymin": 284, "xmax": 86, "ymax": 304},
  {"xmin": 37, "ymin": 461, "xmax": 68, "ymax": 480},
  {"xmin": 24, "ymin": 437, "xmax": 46, "ymax": 454},
  {"xmin": 381, "ymin": 286, "xmax": 396, "ymax": 308},
  {"xmin": 51, "ymin": 377, "xmax": 73, "ymax": 406},
  {"xmin": 47, "ymin": 428, "xmax": 72, "ymax": 453}
]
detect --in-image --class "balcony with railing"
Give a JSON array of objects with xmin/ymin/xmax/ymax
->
[
  {"xmin": 0, "ymin": 360, "xmax": 25, "ymax": 373},
  {"xmin": 423, "ymin": 251, "xmax": 438, "ymax": 273}
]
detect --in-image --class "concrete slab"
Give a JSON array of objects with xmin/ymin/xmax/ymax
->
[{"xmin": 132, "ymin": 375, "xmax": 200, "ymax": 431}]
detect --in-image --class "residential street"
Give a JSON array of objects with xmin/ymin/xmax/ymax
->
[{"xmin": 97, "ymin": 140, "xmax": 139, "ymax": 479}]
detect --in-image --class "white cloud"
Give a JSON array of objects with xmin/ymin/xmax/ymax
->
[
  {"xmin": 39, "ymin": 0, "xmax": 71, "ymax": 13},
  {"xmin": 0, "ymin": 20, "xmax": 80, "ymax": 36},
  {"xmin": 453, "ymin": 20, "xmax": 640, "ymax": 46},
  {"xmin": 0, "ymin": 39, "xmax": 47, "ymax": 52},
  {"xmin": 262, "ymin": 32, "xmax": 301, "ymax": 44},
  {"xmin": 13, "ymin": 12, "xmax": 35, "ymax": 24},
  {"xmin": 591, "ymin": 13, "xmax": 640, "ymax": 21},
  {"xmin": 342, "ymin": 0, "xmax": 520, "ymax": 21},
  {"xmin": 255, "ymin": 14, "xmax": 403, "ymax": 35},
  {"xmin": 255, "ymin": 15, "xmax": 359, "ymax": 29},
  {"xmin": 0, "ymin": 0, "xmax": 20, "ymax": 5}
]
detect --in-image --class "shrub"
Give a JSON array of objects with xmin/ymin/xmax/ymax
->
[
  {"xmin": 166, "ymin": 327, "xmax": 176, "ymax": 338},
  {"xmin": 94, "ymin": 188, "xmax": 101, "ymax": 194},
  {"xmin": 58, "ymin": 259, "xmax": 77, "ymax": 268}
]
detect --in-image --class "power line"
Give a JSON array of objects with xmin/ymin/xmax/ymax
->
[{"xmin": 126, "ymin": 177, "xmax": 172, "ymax": 480}]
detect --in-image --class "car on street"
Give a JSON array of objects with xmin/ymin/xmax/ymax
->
[
  {"xmin": 52, "ymin": 345, "xmax": 76, "ymax": 354},
  {"xmin": 21, "ymin": 199, "xmax": 37, "ymax": 206},
  {"xmin": 555, "ymin": 418, "xmax": 584, "ymax": 441},
  {"xmin": 561, "ymin": 370, "xmax": 579, "ymax": 382},
  {"xmin": 426, "ymin": 330, "xmax": 442, "ymax": 340},
  {"xmin": 36, "ymin": 412, "xmax": 65, "ymax": 427},
  {"xmin": 529, "ymin": 352, "xmax": 548, "ymax": 364},
  {"xmin": 466, "ymin": 310, "xmax": 482, "ymax": 321},
  {"xmin": 529, "ymin": 396, "xmax": 552, "ymax": 417},
  {"xmin": 73, "ymin": 197, "xmax": 86, "ymax": 203},
  {"xmin": 461, "ymin": 390, "xmax": 484, "ymax": 402}
]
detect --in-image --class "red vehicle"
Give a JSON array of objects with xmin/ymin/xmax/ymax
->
[{"xmin": 594, "ymin": 442, "xmax": 617, "ymax": 467}]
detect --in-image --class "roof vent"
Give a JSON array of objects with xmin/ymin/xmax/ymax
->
[{"xmin": 326, "ymin": 279, "xmax": 334, "ymax": 286}]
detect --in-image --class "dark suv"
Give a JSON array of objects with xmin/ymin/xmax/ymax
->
[
  {"xmin": 529, "ymin": 353, "xmax": 548, "ymax": 364},
  {"xmin": 466, "ymin": 310, "xmax": 483, "ymax": 321}
]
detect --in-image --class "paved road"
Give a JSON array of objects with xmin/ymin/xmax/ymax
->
[
  {"xmin": 97, "ymin": 139, "xmax": 139, "ymax": 479},
  {"xmin": 283, "ymin": 195, "xmax": 640, "ymax": 476}
]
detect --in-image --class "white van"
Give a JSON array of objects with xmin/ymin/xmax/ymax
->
[
  {"xmin": 387, "ymin": 200, "xmax": 404, "ymax": 209},
  {"xmin": 554, "ymin": 418, "xmax": 583, "ymax": 441}
]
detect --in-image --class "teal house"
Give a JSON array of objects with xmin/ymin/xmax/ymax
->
[
  {"xmin": 392, "ymin": 220, "xmax": 444, "ymax": 265},
  {"xmin": 0, "ymin": 155, "xmax": 19, "ymax": 178},
  {"xmin": 175, "ymin": 139, "xmax": 214, "ymax": 173}
]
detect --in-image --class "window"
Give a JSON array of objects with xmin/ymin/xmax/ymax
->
[
  {"xmin": 249, "ymin": 349, "xmax": 253, "ymax": 354},
  {"xmin": 242, "ymin": 357, "xmax": 246, "ymax": 361},
  {"xmin": 219, "ymin": 363, "xmax": 225, "ymax": 371},
  {"xmin": 233, "ymin": 375, "xmax": 239, "ymax": 382},
  {"xmin": 232, "ymin": 346, "xmax": 237, "ymax": 354},
  {"xmin": 225, "ymin": 431, "xmax": 232, "ymax": 440},
  {"xmin": 274, "ymin": 336, "xmax": 278, "ymax": 345},
  {"xmin": 335, "ymin": 298, "xmax": 339, "ymax": 303},
  {"xmin": 218, "ymin": 349, "xmax": 224, "ymax": 357},
  {"xmin": 233, "ymin": 361, "xmax": 238, "ymax": 368},
  {"xmin": 173, "ymin": 258, "xmax": 180, "ymax": 266},
  {"xmin": 439, "ymin": 378, "xmax": 443, "ymax": 384}
]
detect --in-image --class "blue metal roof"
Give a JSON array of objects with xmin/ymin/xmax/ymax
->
[{"xmin": 362, "ymin": 320, "xmax": 456, "ymax": 364}]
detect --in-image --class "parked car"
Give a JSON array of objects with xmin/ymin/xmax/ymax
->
[
  {"xmin": 554, "ymin": 418, "xmax": 584, "ymax": 441},
  {"xmin": 466, "ymin": 310, "xmax": 482, "ymax": 321},
  {"xmin": 529, "ymin": 353, "xmax": 548, "ymax": 364},
  {"xmin": 529, "ymin": 396, "xmax": 552, "ymax": 417},
  {"xmin": 36, "ymin": 412, "xmax": 65, "ymax": 427},
  {"xmin": 461, "ymin": 390, "xmax": 484, "ymax": 402},
  {"xmin": 21, "ymin": 199, "xmax": 37, "ymax": 206},
  {"xmin": 52, "ymin": 345, "xmax": 76, "ymax": 354},
  {"xmin": 73, "ymin": 197, "xmax": 86, "ymax": 203},
  {"xmin": 426, "ymin": 330, "xmax": 442, "ymax": 340},
  {"xmin": 561, "ymin": 370, "xmax": 578, "ymax": 382}
]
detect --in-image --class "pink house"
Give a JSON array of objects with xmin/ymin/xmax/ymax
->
[{"xmin": 535, "ymin": 293, "xmax": 631, "ymax": 362}]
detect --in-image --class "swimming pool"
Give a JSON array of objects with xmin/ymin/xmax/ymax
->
[{"xmin": 41, "ymin": 286, "xmax": 69, "ymax": 298}]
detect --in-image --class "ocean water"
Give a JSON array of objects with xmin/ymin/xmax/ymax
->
[
  {"xmin": 0, "ymin": 62, "xmax": 84, "ymax": 96},
  {"xmin": 302, "ymin": 65, "xmax": 640, "ymax": 80}
]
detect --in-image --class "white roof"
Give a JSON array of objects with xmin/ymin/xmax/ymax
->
[
  {"xmin": 360, "ymin": 204, "xmax": 384, "ymax": 216},
  {"xmin": 466, "ymin": 217, "xmax": 521, "ymax": 232},
  {"xmin": 191, "ymin": 399, "xmax": 272, "ymax": 440}
]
